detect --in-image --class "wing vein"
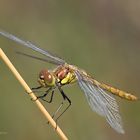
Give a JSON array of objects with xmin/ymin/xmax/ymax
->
[
  {"xmin": 0, "ymin": 30, "xmax": 65, "ymax": 65},
  {"xmin": 75, "ymin": 70, "xmax": 125, "ymax": 134}
]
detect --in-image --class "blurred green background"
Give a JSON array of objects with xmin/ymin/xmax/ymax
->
[{"xmin": 0, "ymin": 0, "xmax": 140, "ymax": 140}]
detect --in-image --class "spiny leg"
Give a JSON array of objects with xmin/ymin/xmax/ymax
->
[
  {"xmin": 31, "ymin": 86, "xmax": 42, "ymax": 90},
  {"xmin": 51, "ymin": 85, "xmax": 71, "ymax": 129},
  {"xmin": 28, "ymin": 86, "xmax": 43, "ymax": 100},
  {"xmin": 28, "ymin": 85, "xmax": 42, "ymax": 95},
  {"xmin": 56, "ymin": 86, "xmax": 71, "ymax": 121},
  {"xmin": 35, "ymin": 88, "xmax": 54, "ymax": 103},
  {"xmin": 51, "ymin": 101, "xmax": 64, "ymax": 119},
  {"xmin": 31, "ymin": 87, "xmax": 54, "ymax": 103},
  {"xmin": 47, "ymin": 101, "xmax": 64, "ymax": 125},
  {"xmin": 38, "ymin": 90, "xmax": 54, "ymax": 103}
]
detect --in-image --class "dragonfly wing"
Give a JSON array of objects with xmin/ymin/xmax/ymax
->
[
  {"xmin": 0, "ymin": 30, "xmax": 66, "ymax": 65},
  {"xmin": 16, "ymin": 51, "xmax": 63, "ymax": 65},
  {"xmin": 75, "ymin": 71, "xmax": 124, "ymax": 134}
]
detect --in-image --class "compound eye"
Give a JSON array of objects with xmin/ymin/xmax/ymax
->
[
  {"xmin": 39, "ymin": 69, "xmax": 55, "ymax": 86},
  {"xmin": 45, "ymin": 73, "xmax": 53, "ymax": 84}
]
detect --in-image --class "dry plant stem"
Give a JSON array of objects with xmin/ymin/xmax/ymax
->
[{"xmin": 0, "ymin": 48, "xmax": 68, "ymax": 140}]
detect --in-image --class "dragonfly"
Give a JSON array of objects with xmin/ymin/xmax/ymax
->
[{"xmin": 0, "ymin": 30, "xmax": 138, "ymax": 134}]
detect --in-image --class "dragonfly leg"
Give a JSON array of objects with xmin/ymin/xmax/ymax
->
[
  {"xmin": 38, "ymin": 90, "xmax": 54, "ymax": 103},
  {"xmin": 49, "ymin": 85, "xmax": 71, "ymax": 129},
  {"xmin": 35, "ymin": 88, "xmax": 54, "ymax": 103},
  {"xmin": 27, "ymin": 86, "xmax": 42, "ymax": 95},
  {"xmin": 31, "ymin": 86, "xmax": 42, "ymax": 90},
  {"xmin": 56, "ymin": 87, "xmax": 71, "ymax": 121},
  {"xmin": 47, "ymin": 101, "xmax": 64, "ymax": 126},
  {"xmin": 31, "ymin": 87, "xmax": 54, "ymax": 103}
]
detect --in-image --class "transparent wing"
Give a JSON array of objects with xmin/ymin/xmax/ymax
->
[
  {"xmin": 75, "ymin": 71, "xmax": 124, "ymax": 134},
  {"xmin": 16, "ymin": 51, "xmax": 63, "ymax": 65},
  {"xmin": 0, "ymin": 30, "xmax": 65, "ymax": 65}
]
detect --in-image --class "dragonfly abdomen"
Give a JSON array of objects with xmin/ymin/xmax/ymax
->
[{"xmin": 99, "ymin": 83, "xmax": 138, "ymax": 101}]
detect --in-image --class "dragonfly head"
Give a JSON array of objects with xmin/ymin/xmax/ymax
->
[{"xmin": 38, "ymin": 69, "xmax": 55, "ymax": 87}]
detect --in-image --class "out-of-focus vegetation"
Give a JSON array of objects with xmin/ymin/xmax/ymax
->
[{"xmin": 0, "ymin": 0, "xmax": 140, "ymax": 140}]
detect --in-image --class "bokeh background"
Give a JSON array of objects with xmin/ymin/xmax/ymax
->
[{"xmin": 0, "ymin": 0, "xmax": 140, "ymax": 140}]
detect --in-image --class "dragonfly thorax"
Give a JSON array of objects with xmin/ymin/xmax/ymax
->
[
  {"xmin": 38, "ymin": 69, "xmax": 55, "ymax": 87},
  {"xmin": 54, "ymin": 66, "xmax": 76, "ymax": 85}
]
